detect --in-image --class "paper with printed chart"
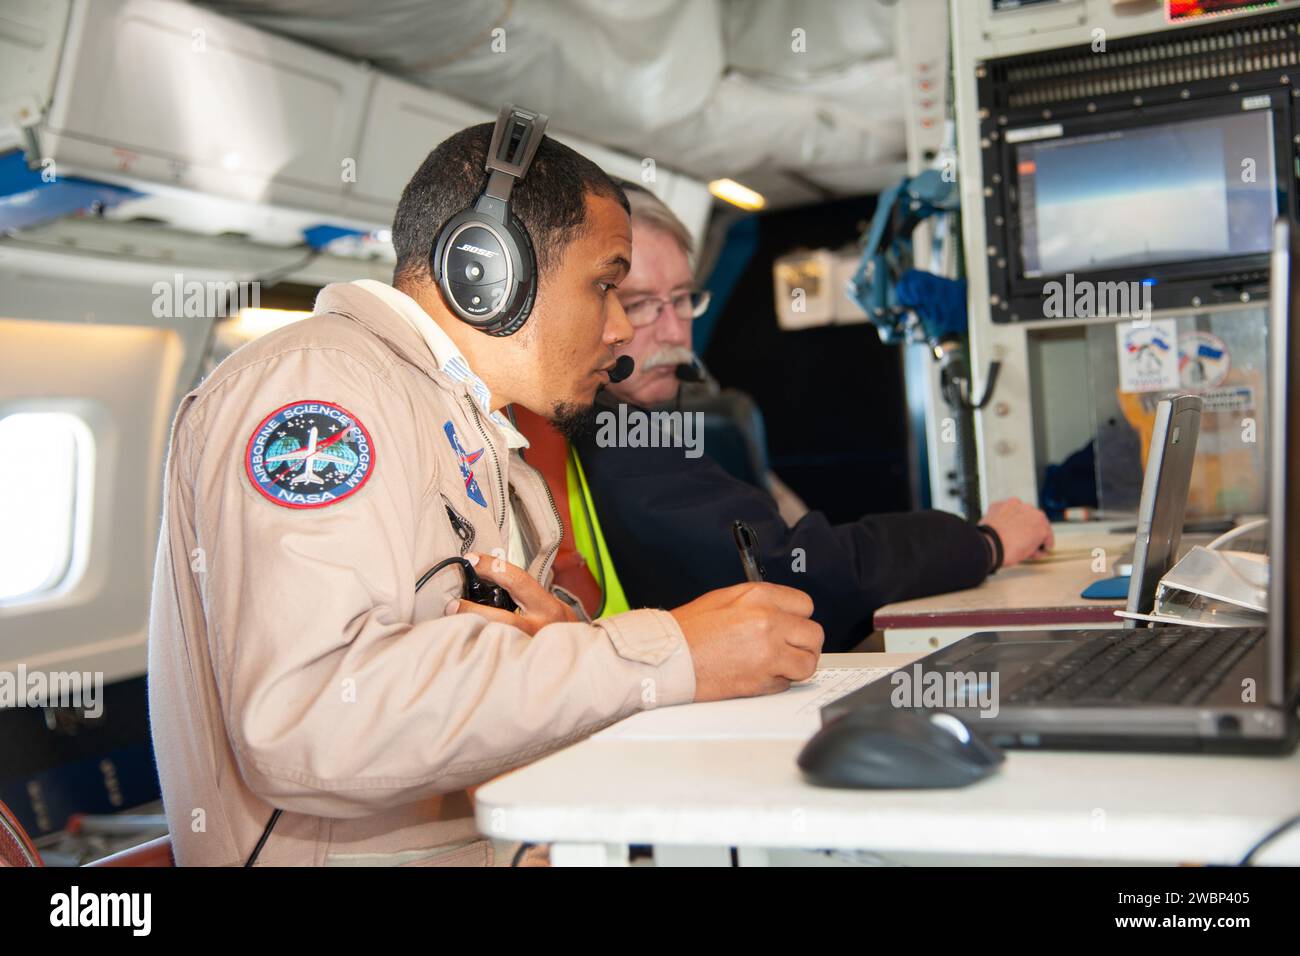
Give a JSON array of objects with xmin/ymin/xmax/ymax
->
[{"xmin": 594, "ymin": 666, "xmax": 896, "ymax": 741}]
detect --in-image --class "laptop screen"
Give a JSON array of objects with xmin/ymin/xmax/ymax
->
[{"xmin": 1270, "ymin": 219, "xmax": 1300, "ymax": 706}]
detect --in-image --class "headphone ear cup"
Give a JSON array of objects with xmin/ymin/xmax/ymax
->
[
  {"xmin": 430, "ymin": 209, "xmax": 538, "ymax": 336},
  {"xmin": 432, "ymin": 212, "xmax": 512, "ymax": 330},
  {"xmin": 491, "ymin": 212, "xmax": 537, "ymax": 336}
]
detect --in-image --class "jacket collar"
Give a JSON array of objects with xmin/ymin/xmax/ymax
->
[{"xmin": 314, "ymin": 280, "xmax": 528, "ymax": 449}]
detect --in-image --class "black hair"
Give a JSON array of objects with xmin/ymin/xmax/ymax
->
[
  {"xmin": 613, "ymin": 176, "xmax": 653, "ymax": 196},
  {"xmin": 392, "ymin": 122, "xmax": 629, "ymax": 288}
]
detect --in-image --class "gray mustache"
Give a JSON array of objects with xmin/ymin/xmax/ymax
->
[{"xmin": 639, "ymin": 347, "xmax": 696, "ymax": 371}]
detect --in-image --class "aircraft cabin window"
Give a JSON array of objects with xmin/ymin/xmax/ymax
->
[{"xmin": 0, "ymin": 411, "xmax": 94, "ymax": 604}]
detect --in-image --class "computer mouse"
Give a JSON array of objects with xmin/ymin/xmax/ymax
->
[{"xmin": 797, "ymin": 707, "xmax": 1005, "ymax": 789}]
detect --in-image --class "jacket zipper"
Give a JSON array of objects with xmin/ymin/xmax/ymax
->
[
  {"xmin": 462, "ymin": 395, "xmax": 506, "ymax": 532},
  {"xmin": 440, "ymin": 493, "xmax": 476, "ymax": 556},
  {"xmin": 531, "ymin": 476, "xmax": 564, "ymax": 585}
]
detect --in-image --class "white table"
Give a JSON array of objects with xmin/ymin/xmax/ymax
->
[{"xmin": 475, "ymin": 654, "xmax": 1300, "ymax": 866}]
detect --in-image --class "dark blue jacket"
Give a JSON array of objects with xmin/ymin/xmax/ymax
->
[{"xmin": 573, "ymin": 407, "xmax": 993, "ymax": 652}]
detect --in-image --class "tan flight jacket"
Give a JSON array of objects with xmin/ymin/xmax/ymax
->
[{"xmin": 147, "ymin": 281, "xmax": 695, "ymax": 866}]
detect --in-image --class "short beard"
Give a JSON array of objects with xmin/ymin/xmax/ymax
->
[{"xmin": 549, "ymin": 401, "xmax": 600, "ymax": 442}]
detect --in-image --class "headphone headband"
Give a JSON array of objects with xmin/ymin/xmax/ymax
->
[{"xmin": 484, "ymin": 105, "xmax": 548, "ymax": 203}]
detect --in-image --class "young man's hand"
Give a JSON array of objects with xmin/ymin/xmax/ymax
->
[
  {"xmin": 670, "ymin": 582, "xmax": 823, "ymax": 701},
  {"xmin": 450, "ymin": 560, "xmax": 824, "ymax": 700},
  {"xmin": 446, "ymin": 552, "xmax": 578, "ymax": 635}
]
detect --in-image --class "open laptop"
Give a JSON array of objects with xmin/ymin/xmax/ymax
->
[
  {"xmin": 826, "ymin": 218, "xmax": 1300, "ymax": 753},
  {"xmin": 1123, "ymin": 394, "xmax": 1201, "ymax": 620},
  {"xmin": 1080, "ymin": 393, "xmax": 1199, "ymax": 601}
]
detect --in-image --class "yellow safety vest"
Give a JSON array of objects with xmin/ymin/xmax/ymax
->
[{"xmin": 565, "ymin": 449, "xmax": 630, "ymax": 618}]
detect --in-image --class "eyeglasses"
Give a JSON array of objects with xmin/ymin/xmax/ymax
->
[{"xmin": 620, "ymin": 289, "xmax": 712, "ymax": 328}]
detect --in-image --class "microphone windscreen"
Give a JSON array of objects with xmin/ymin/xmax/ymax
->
[
  {"xmin": 675, "ymin": 361, "xmax": 704, "ymax": 383},
  {"xmin": 607, "ymin": 355, "xmax": 635, "ymax": 383}
]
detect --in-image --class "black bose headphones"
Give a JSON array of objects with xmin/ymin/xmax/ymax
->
[{"xmin": 430, "ymin": 104, "xmax": 549, "ymax": 337}]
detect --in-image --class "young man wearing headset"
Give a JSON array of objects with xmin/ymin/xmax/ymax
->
[{"xmin": 147, "ymin": 107, "xmax": 822, "ymax": 867}]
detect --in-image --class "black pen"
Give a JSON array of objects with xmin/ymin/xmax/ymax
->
[{"xmin": 732, "ymin": 520, "xmax": 766, "ymax": 582}]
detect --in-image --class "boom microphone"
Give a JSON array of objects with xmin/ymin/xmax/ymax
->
[
  {"xmin": 675, "ymin": 359, "xmax": 705, "ymax": 383},
  {"xmin": 607, "ymin": 355, "xmax": 635, "ymax": 383}
]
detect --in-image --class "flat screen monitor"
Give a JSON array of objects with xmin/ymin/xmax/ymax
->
[{"xmin": 1015, "ymin": 109, "xmax": 1278, "ymax": 280}]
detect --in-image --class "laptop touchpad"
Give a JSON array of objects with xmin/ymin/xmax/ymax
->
[{"xmin": 946, "ymin": 639, "xmax": 1078, "ymax": 669}]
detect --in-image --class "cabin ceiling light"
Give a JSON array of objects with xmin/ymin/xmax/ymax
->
[{"xmin": 708, "ymin": 178, "xmax": 766, "ymax": 211}]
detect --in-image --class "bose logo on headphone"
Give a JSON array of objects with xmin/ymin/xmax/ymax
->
[{"xmin": 456, "ymin": 243, "xmax": 497, "ymax": 258}]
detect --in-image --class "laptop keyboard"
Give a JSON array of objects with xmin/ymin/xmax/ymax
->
[{"xmin": 1006, "ymin": 627, "xmax": 1266, "ymax": 706}]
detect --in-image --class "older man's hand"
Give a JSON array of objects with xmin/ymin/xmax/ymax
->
[{"xmin": 980, "ymin": 497, "xmax": 1055, "ymax": 568}]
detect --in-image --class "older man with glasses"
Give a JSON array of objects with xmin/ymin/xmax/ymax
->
[
  {"xmin": 599, "ymin": 194, "xmax": 712, "ymax": 409},
  {"xmin": 566, "ymin": 182, "xmax": 1054, "ymax": 651}
]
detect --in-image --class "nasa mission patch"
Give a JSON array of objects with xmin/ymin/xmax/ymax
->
[{"xmin": 245, "ymin": 400, "xmax": 375, "ymax": 508}]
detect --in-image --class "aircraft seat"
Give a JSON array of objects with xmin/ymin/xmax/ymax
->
[
  {"xmin": 0, "ymin": 797, "xmax": 173, "ymax": 866},
  {"xmin": 85, "ymin": 835, "xmax": 175, "ymax": 867},
  {"xmin": 0, "ymin": 797, "xmax": 42, "ymax": 867}
]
